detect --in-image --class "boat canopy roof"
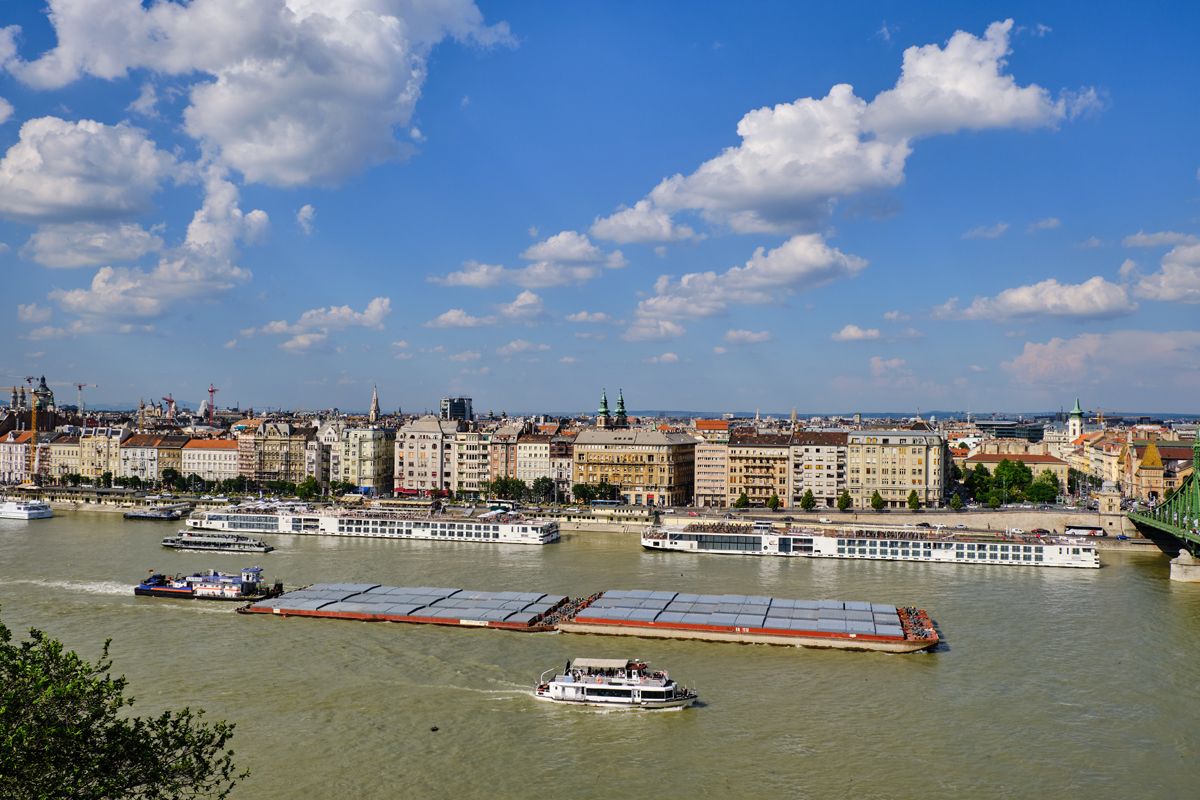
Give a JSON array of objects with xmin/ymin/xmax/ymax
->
[{"xmin": 571, "ymin": 658, "xmax": 634, "ymax": 670}]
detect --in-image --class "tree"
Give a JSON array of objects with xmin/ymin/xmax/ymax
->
[
  {"xmin": 837, "ymin": 490, "xmax": 852, "ymax": 512},
  {"xmin": 870, "ymin": 491, "xmax": 885, "ymax": 511},
  {"xmin": 296, "ymin": 476, "xmax": 320, "ymax": 500},
  {"xmin": 985, "ymin": 490, "xmax": 1002, "ymax": 509},
  {"xmin": 766, "ymin": 493, "xmax": 781, "ymax": 511},
  {"xmin": 993, "ymin": 459, "xmax": 1033, "ymax": 501},
  {"xmin": 949, "ymin": 494, "xmax": 963, "ymax": 511},
  {"xmin": 572, "ymin": 483, "xmax": 597, "ymax": 504},
  {"xmin": 799, "ymin": 489, "xmax": 816, "ymax": 511},
  {"xmin": 907, "ymin": 490, "xmax": 921, "ymax": 511},
  {"xmin": 1026, "ymin": 469, "xmax": 1060, "ymax": 504},
  {"xmin": 733, "ymin": 492, "xmax": 750, "ymax": 509},
  {"xmin": 100, "ymin": 471, "xmax": 113, "ymax": 489},
  {"xmin": 531, "ymin": 477, "xmax": 556, "ymax": 504},
  {"xmin": 0, "ymin": 611, "xmax": 245, "ymax": 798}
]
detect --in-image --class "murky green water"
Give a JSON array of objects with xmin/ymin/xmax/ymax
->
[{"xmin": 2, "ymin": 512, "xmax": 1198, "ymax": 799}]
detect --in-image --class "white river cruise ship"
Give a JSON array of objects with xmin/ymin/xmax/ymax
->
[
  {"xmin": 188, "ymin": 505, "xmax": 560, "ymax": 545},
  {"xmin": 643, "ymin": 521, "xmax": 1099, "ymax": 569}
]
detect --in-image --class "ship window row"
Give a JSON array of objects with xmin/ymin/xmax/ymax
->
[{"xmin": 958, "ymin": 551, "xmax": 1043, "ymax": 561}]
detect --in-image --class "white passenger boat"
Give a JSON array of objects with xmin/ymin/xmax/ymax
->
[
  {"xmin": 161, "ymin": 531, "xmax": 274, "ymax": 553},
  {"xmin": 534, "ymin": 658, "xmax": 697, "ymax": 709},
  {"xmin": 642, "ymin": 520, "xmax": 1099, "ymax": 569},
  {"xmin": 0, "ymin": 499, "xmax": 54, "ymax": 520},
  {"xmin": 187, "ymin": 505, "xmax": 559, "ymax": 545}
]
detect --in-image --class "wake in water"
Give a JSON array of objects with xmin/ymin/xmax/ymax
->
[{"xmin": 1, "ymin": 578, "xmax": 130, "ymax": 596}]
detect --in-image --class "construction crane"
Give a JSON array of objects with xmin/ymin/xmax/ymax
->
[
  {"xmin": 75, "ymin": 383, "xmax": 98, "ymax": 418},
  {"xmin": 162, "ymin": 393, "xmax": 177, "ymax": 422}
]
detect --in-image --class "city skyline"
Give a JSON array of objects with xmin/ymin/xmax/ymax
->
[{"xmin": 1, "ymin": 3, "xmax": 1199, "ymax": 412}]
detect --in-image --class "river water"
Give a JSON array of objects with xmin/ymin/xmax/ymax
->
[{"xmin": 2, "ymin": 512, "xmax": 1199, "ymax": 799}]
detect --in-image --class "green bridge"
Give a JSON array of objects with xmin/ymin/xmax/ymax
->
[{"xmin": 1128, "ymin": 441, "xmax": 1200, "ymax": 570}]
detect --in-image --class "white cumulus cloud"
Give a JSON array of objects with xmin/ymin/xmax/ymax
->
[
  {"xmin": 0, "ymin": 97, "xmax": 12, "ymax": 125},
  {"xmin": 590, "ymin": 199, "xmax": 700, "ymax": 244},
  {"xmin": 497, "ymin": 339, "xmax": 549, "ymax": 357},
  {"xmin": 0, "ymin": 117, "xmax": 176, "ymax": 222},
  {"xmin": 1004, "ymin": 330, "xmax": 1200, "ymax": 388},
  {"xmin": 962, "ymin": 222, "xmax": 1009, "ymax": 240},
  {"xmin": 1122, "ymin": 230, "xmax": 1197, "ymax": 248},
  {"xmin": 17, "ymin": 303, "xmax": 52, "ymax": 323},
  {"xmin": 566, "ymin": 310, "xmax": 610, "ymax": 323},
  {"xmin": 498, "ymin": 290, "xmax": 544, "ymax": 321},
  {"xmin": 832, "ymin": 324, "xmax": 881, "ymax": 341},
  {"xmin": 724, "ymin": 329, "xmax": 772, "ymax": 344},
  {"xmin": 1028, "ymin": 217, "xmax": 1061, "ymax": 232},
  {"xmin": 646, "ymin": 352, "xmax": 679, "ymax": 364},
  {"xmin": 296, "ymin": 204, "xmax": 316, "ymax": 235},
  {"xmin": 425, "ymin": 308, "xmax": 495, "ymax": 328},
  {"xmin": 627, "ymin": 233, "xmax": 866, "ymax": 340},
  {"xmin": 938, "ymin": 276, "xmax": 1136, "ymax": 320},
  {"xmin": 1131, "ymin": 243, "xmax": 1200, "ymax": 303},
  {"xmin": 22, "ymin": 222, "xmax": 163, "ymax": 268},
  {"xmin": 7, "ymin": 0, "xmax": 512, "ymax": 187}
]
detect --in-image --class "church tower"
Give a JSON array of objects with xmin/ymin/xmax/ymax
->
[
  {"xmin": 1068, "ymin": 398, "xmax": 1084, "ymax": 441},
  {"xmin": 615, "ymin": 389, "xmax": 628, "ymax": 428},
  {"xmin": 369, "ymin": 385, "xmax": 380, "ymax": 423},
  {"xmin": 597, "ymin": 388, "xmax": 611, "ymax": 429}
]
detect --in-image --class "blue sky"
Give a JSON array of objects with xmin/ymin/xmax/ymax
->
[{"xmin": 1, "ymin": 2, "xmax": 1198, "ymax": 414}]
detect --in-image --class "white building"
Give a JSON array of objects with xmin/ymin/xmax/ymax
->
[
  {"xmin": 693, "ymin": 440, "xmax": 728, "ymax": 507},
  {"xmin": 394, "ymin": 416, "xmax": 461, "ymax": 496},
  {"xmin": 515, "ymin": 433, "xmax": 553, "ymax": 486},
  {"xmin": 181, "ymin": 440, "xmax": 241, "ymax": 482},
  {"xmin": 788, "ymin": 432, "xmax": 848, "ymax": 509},
  {"xmin": 450, "ymin": 429, "xmax": 490, "ymax": 499},
  {"xmin": 335, "ymin": 427, "xmax": 395, "ymax": 494}
]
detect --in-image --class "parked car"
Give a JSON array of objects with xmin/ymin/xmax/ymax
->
[
  {"xmin": 1010, "ymin": 528, "xmax": 1025, "ymax": 534},
  {"xmin": 916, "ymin": 522, "xmax": 932, "ymax": 528},
  {"xmin": 1031, "ymin": 528, "xmax": 1050, "ymax": 534},
  {"xmin": 955, "ymin": 523, "xmax": 967, "ymax": 529},
  {"xmin": 818, "ymin": 517, "xmax": 832, "ymax": 524}
]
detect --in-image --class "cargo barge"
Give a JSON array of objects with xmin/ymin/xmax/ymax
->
[{"xmin": 239, "ymin": 584, "xmax": 938, "ymax": 653}]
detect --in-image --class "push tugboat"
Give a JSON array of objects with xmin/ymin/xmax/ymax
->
[
  {"xmin": 534, "ymin": 658, "xmax": 698, "ymax": 709},
  {"xmin": 134, "ymin": 567, "xmax": 282, "ymax": 600}
]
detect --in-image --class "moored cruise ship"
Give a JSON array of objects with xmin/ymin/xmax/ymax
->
[
  {"xmin": 187, "ymin": 505, "xmax": 560, "ymax": 545},
  {"xmin": 643, "ymin": 521, "xmax": 1099, "ymax": 569}
]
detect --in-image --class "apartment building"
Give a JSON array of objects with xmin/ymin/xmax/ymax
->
[
  {"xmin": 727, "ymin": 431, "xmax": 790, "ymax": 507},
  {"xmin": 846, "ymin": 430, "xmax": 947, "ymax": 509},
  {"xmin": 450, "ymin": 428, "xmax": 490, "ymax": 499},
  {"xmin": 516, "ymin": 433, "xmax": 553, "ymax": 485},
  {"xmin": 49, "ymin": 435, "xmax": 80, "ymax": 482},
  {"xmin": 487, "ymin": 423, "xmax": 522, "ymax": 481},
  {"xmin": 119, "ymin": 434, "xmax": 165, "ymax": 482},
  {"xmin": 333, "ymin": 427, "xmax": 395, "ymax": 494},
  {"xmin": 789, "ymin": 432, "xmax": 848, "ymax": 508},
  {"xmin": 181, "ymin": 439, "xmax": 240, "ymax": 482},
  {"xmin": 394, "ymin": 415, "xmax": 461, "ymax": 496},
  {"xmin": 238, "ymin": 421, "xmax": 313, "ymax": 484},
  {"xmin": 305, "ymin": 420, "xmax": 346, "ymax": 486},
  {"xmin": 572, "ymin": 429, "xmax": 695, "ymax": 506},
  {"xmin": 79, "ymin": 426, "xmax": 129, "ymax": 480},
  {"xmin": 550, "ymin": 434, "xmax": 575, "ymax": 501},
  {"xmin": 694, "ymin": 440, "xmax": 729, "ymax": 507}
]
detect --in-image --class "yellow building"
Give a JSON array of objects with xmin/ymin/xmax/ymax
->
[
  {"xmin": 572, "ymin": 429, "xmax": 695, "ymax": 506},
  {"xmin": 726, "ymin": 431, "xmax": 790, "ymax": 507},
  {"xmin": 846, "ymin": 430, "xmax": 947, "ymax": 509},
  {"xmin": 238, "ymin": 421, "xmax": 314, "ymax": 484}
]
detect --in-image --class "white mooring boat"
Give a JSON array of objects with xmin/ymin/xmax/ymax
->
[{"xmin": 534, "ymin": 658, "xmax": 697, "ymax": 709}]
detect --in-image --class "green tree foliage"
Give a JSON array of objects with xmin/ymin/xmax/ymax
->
[
  {"xmin": 870, "ymin": 491, "xmax": 885, "ymax": 511},
  {"xmin": 100, "ymin": 471, "xmax": 113, "ymax": 489},
  {"xmin": 964, "ymin": 464, "xmax": 992, "ymax": 501},
  {"xmin": 571, "ymin": 483, "xmax": 596, "ymax": 504},
  {"xmin": 907, "ymin": 489, "xmax": 920, "ymax": 511},
  {"xmin": 986, "ymin": 490, "xmax": 1002, "ymax": 509},
  {"xmin": 733, "ymin": 492, "xmax": 750, "ymax": 509},
  {"xmin": 484, "ymin": 477, "xmax": 528, "ymax": 501},
  {"xmin": 296, "ymin": 476, "xmax": 320, "ymax": 500},
  {"xmin": 1026, "ymin": 469, "xmax": 1060, "ymax": 503},
  {"xmin": 799, "ymin": 489, "xmax": 816, "ymax": 511},
  {"xmin": 766, "ymin": 493, "xmax": 781, "ymax": 511},
  {"xmin": 992, "ymin": 459, "xmax": 1033, "ymax": 500},
  {"xmin": 530, "ymin": 477, "xmax": 556, "ymax": 504},
  {"xmin": 837, "ymin": 490, "xmax": 852, "ymax": 512},
  {"xmin": 949, "ymin": 494, "xmax": 963, "ymax": 511},
  {"xmin": 0, "ymin": 612, "xmax": 245, "ymax": 799}
]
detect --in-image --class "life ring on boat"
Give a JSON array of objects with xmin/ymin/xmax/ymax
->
[{"xmin": 595, "ymin": 676, "xmax": 602, "ymax": 683}]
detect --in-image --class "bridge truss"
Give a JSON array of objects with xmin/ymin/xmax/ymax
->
[{"xmin": 1128, "ymin": 441, "xmax": 1200, "ymax": 555}]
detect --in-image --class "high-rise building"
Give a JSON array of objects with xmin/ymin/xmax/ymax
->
[{"xmin": 440, "ymin": 396, "xmax": 473, "ymax": 422}]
